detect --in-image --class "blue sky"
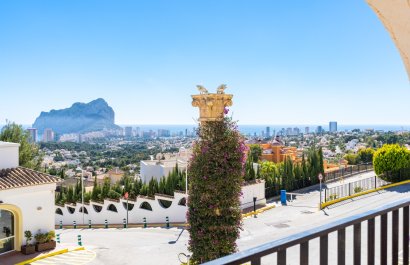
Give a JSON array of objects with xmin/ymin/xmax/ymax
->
[{"xmin": 0, "ymin": 0, "xmax": 409, "ymax": 125}]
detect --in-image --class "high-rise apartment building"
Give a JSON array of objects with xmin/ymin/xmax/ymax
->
[
  {"xmin": 305, "ymin": 127, "xmax": 310, "ymax": 134},
  {"xmin": 266, "ymin": 127, "xmax": 271, "ymax": 138},
  {"xmin": 42, "ymin": 128, "xmax": 55, "ymax": 142},
  {"xmin": 329, "ymin": 121, "xmax": 338, "ymax": 132},
  {"xmin": 286, "ymin": 127, "xmax": 293, "ymax": 136},
  {"xmin": 316, "ymin": 126, "xmax": 323, "ymax": 134},
  {"xmin": 27, "ymin": 128, "xmax": 38, "ymax": 143},
  {"xmin": 124, "ymin": 126, "xmax": 133, "ymax": 137},
  {"xmin": 158, "ymin": 129, "xmax": 170, "ymax": 137}
]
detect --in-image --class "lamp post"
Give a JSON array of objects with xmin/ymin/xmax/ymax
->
[
  {"xmin": 173, "ymin": 153, "xmax": 190, "ymax": 224},
  {"xmin": 318, "ymin": 173, "xmax": 323, "ymax": 210},
  {"xmin": 184, "ymin": 160, "xmax": 188, "ymax": 224},
  {"xmin": 179, "ymin": 158, "xmax": 189, "ymax": 224},
  {"xmin": 76, "ymin": 166, "xmax": 84, "ymax": 225}
]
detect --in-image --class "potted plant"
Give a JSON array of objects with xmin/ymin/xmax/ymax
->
[
  {"xmin": 46, "ymin": 231, "xmax": 57, "ymax": 249},
  {"xmin": 35, "ymin": 231, "xmax": 56, "ymax": 251},
  {"xmin": 21, "ymin": 230, "xmax": 35, "ymax": 255}
]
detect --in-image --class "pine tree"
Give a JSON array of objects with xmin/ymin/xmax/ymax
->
[
  {"xmin": 318, "ymin": 147, "xmax": 325, "ymax": 174},
  {"xmin": 66, "ymin": 186, "xmax": 74, "ymax": 203},
  {"xmin": 158, "ymin": 177, "xmax": 167, "ymax": 194},
  {"xmin": 101, "ymin": 178, "xmax": 111, "ymax": 199},
  {"xmin": 140, "ymin": 184, "xmax": 148, "ymax": 196},
  {"xmin": 302, "ymin": 154, "xmax": 309, "ymax": 186},
  {"xmin": 148, "ymin": 178, "xmax": 159, "ymax": 197}
]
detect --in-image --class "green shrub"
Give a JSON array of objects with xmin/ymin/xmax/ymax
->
[
  {"xmin": 354, "ymin": 186, "xmax": 363, "ymax": 193},
  {"xmin": 357, "ymin": 148, "xmax": 375, "ymax": 164},
  {"xmin": 373, "ymin": 144, "xmax": 410, "ymax": 182},
  {"xmin": 34, "ymin": 233, "xmax": 47, "ymax": 244},
  {"xmin": 107, "ymin": 190, "xmax": 121, "ymax": 200},
  {"xmin": 188, "ymin": 116, "xmax": 245, "ymax": 263},
  {"xmin": 34, "ymin": 231, "xmax": 55, "ymax": 244},
  {"xmin": 328, "ymin": 194, "xmax": 338, "ymax": 201},
  {"xmin": 24, "ymin": 230, "xmax": 33, "ymax": 246},
  {"xmin": 46, "ymin": 231, "xmax": 55, "ymax": 242}
]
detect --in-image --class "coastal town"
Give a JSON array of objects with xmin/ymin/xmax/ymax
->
[{"xmin": 1, "ymin": 0, "xmax": 410, "ymax": 264}]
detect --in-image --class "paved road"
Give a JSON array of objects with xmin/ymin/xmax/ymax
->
[{"xmin": 54, "ymin": 171, "xmax": 410, "ymax": 265}]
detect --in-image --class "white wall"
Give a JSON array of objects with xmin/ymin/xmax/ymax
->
[
  {"xmin": 56, "ymin": 192, "xmax": 188, "ymax": 225},
  {"xmin": 0, "ymin": 183, "xmax": 57, "ymax": 234},
  {"xmin": 140, "ymin": 160, "xmax": 187, "ymax": 183},
  {"xmin": 0, "ymin": 142, "xmax": 19, "ymax": 169},
  {"xmin": 55, "ymin": 181, "xmax": 266, "ymax": 225},
  {"xmin": 140, "ymin": 161, "xmax": 164, "ymax": 183},
  {"xmin": 240, "ymin": 180, "xmax": 266, "ymax": 210}
]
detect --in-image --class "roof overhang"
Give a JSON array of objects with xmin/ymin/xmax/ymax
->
[{"xmin": 367, "ymin": 0, "xmax": 410, "ymax": 80}]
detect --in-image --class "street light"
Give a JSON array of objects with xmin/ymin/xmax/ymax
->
[
  {"xmin": 183, "ymin": 160, "xmax": 189, "ymax": 223},
  {"xmin": 177, "ymin": 158, "xmax": 189, "ymax": 224},
  {"xmin": 76, "ymin": 166, "xmax": 84, "ymax": 225},
  {"xmin": 318, "ymin": 173, "xmax": 323, "ymax": 210}
]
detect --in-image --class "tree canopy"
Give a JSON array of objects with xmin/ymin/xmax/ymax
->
[
  {"xmin": 0, "ymin": 122, "xmax": 42, "ymax": 169},
  {"xmin": 249, "ymin": 144, "xmax": 262, "ymax": 163},
  {"xmin": 357, "ymin": 148, "xmax": 375, "ymax": 164},
  {"xmin": 373, "ymin": 144, "xmax": 410, "ymax": 179}
]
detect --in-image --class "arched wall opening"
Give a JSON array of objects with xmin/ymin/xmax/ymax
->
[{"xmin": 0, "ymin": 204, "xmax": 23, "ymax": 253}]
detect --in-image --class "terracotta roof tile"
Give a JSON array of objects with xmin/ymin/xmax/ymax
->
[{"xmin": 0, "ymin": 167, "xmax": 60, "ymax": 190}]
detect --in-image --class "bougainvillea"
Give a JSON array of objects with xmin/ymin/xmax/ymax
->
[{"xmin": 188, "ymin": 115, "xmax": 246, "ymax": 263}]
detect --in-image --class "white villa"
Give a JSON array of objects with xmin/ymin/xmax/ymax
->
[
  {"xmin": 140, "ymin": 158, "xmax": 187, "ymax": 183},
  {"xmin": 0, "ymin": 141, "xmax": 58, "ymax": 255}
]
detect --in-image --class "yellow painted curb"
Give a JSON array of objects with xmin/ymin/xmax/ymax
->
[
  {"xmin": 242, "ymin": 205, "xmax": 275, "ymax": 218},
  {"xmin": 72, "ymin": 246, "xmax": 85, "ymax": 251},
  {"xmin": 15, "ymin": 248, "xmax": 68, "ymax": 265},
  {"xmin": 321, "ymin": 179, "xmax": 410, "ymax": 209},
  {"xmin": 15, "ymin": 247, "xmax": 86, "ymax": 265}
]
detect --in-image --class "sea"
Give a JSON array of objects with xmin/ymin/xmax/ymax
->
[
  {"xmin": 8, "ymin": 124, "xmax": 410, "ymax": 138},
  {"xmin": 119, "ymin": 124, "xmax": 410, "ymax": 136}
]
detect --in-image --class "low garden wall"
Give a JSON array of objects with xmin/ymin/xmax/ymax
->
[{"xmin": 55, "ymin": 180, "xmax": 266, "ymax": 225}]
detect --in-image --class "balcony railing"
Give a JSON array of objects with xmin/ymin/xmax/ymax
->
[
  {"xmin": 324, "ymin": 175, "xmax": 389, "ymax": 202},
  {"xmin": 202, "ymin": 197, "xmax": 410, "ymax": 265},
  {"xmin": 325, "ymin": 163, "xmax": 373, "ymax": 182}
]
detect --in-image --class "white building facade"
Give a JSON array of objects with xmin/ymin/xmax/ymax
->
[
  {"xmin": 140, "ymin": 158, "xmax": 187, "ymax": 183},
  {"xmin": 0, "ymin": 142, "xmax": 58, "ymax": 255}
]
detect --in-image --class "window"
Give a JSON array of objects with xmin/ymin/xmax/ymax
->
[
  {"xmin": 122, "ymin": 202, "xmax": 134, "ymax": 211},
  {"xmin": 158, "ymin": 199, "xmax": 172, "ymax": 209},
  {"xmin": 55, "ymin": 208, "xmax": 63, "ymax": 215},
  {"xmin": 93, "ymin": 205, "xmax": 102, "ymax": 213},
  {"xmin": 178, "ymin": 198, "xmax": 187, "ymax": 206},
  {"xmin": 79, "ymin": 207, "xmax": 88, "ymax": 214},
  {"xmin": 140, "ymin": 202, "xmax": 152, "ymax": 211},
  {"xmin": 67, "ymin": 207, "xmax": 75, "ymax": 214},
  {"xmin": 107, "ymin": 204, "xmax": 118, "ymax": 212},
  {"xmin": 0, "ymin": 209, "xmax": 14, "ymax": 254}
]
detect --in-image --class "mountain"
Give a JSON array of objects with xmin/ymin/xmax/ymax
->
[{"xmin": 33, "ymin": 98, "xmax": 121, "ymax": 134}]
